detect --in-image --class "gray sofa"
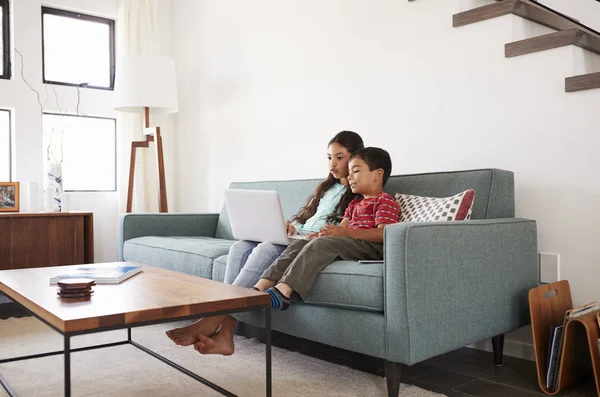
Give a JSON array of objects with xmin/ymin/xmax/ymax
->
[{"xmin": 118, "ymin": 168, "xmax": 538, "ymax": 396}]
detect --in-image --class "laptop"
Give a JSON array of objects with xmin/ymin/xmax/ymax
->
[{"xmin": 224, "ymin": 189, "xmax": 310, "ymax": 246}]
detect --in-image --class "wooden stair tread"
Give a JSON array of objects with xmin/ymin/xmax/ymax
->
[
  {"xmin": 454, "ymin": 0, "xmax": 600, "ymax": 39},
  {"xmin": 453, "ymin": 0, "xmax": 518, "ymax": 28},
  {"xmin": 505, "ymin": 28, "xmax": 600, "ymax": 58},
  {"xmin": 565, "ymin": 72, "xmax": 600, "ymax": 92}
]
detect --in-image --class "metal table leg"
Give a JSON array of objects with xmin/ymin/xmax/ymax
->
[
  {"xmin": 64, "ymin": 335, "xmax": 71, "ymax": 397},
  {"xmin": 265, "ymin": 307, "xmax": 272, "ymax": 397}
]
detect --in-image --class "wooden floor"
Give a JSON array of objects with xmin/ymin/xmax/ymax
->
[{"xmin": 0, "ymin": 301, "xmax": 596, "ymax": 397}]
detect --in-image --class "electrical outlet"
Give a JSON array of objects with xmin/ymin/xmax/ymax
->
[{"xmin": 539, "ymin": 253, "xmax": 560, "ymax": 284}]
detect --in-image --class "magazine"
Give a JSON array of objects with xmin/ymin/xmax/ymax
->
[
  {"xmin": 50, "ymin": 263, "xmax": 142, "ymax": 284},
  {"xmin": 546, "ymin": 324, "xmax": 564, "ymax": 388},
  {"xmin": 551, "ymin": 301, "xmax": 599, "ymax": 391}
]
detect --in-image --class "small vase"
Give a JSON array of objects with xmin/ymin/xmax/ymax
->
[{"xmin": 47, "ymin": 163, "xmax": 63, "ymax": 212}]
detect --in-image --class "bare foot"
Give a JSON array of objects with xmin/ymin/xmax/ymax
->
[
  {"xmin": 254, "ymin": 278, "xmax": 277, "ymax": 292},
  {"xmin": 165, "ymin": 317, "xmax": 222, "ymax": 346},
  {"xmin": 194, "ymin": 331, "xmax": 235, "ymax": 356},
  {"xmin": 275, "ymin": 282, "xmax": 293, "ymax": 299}
]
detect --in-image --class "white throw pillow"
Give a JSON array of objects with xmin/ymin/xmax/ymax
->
[{"xmin": 394, "ymin": 189, "xmax": 475, "ymax": 222}]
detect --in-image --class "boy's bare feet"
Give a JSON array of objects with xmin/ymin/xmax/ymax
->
[
  {"xmin": 194, "ymin": 316, "xmax": 237, "ymax": 356},
  {"xmin": 166, "ymin": 315, "xmax": 226, "ymax": 346}
]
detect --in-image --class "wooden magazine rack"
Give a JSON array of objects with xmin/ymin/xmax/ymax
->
[{"xmin": 529, "ymin": 280, "xmax": 600, "ymax": 395}]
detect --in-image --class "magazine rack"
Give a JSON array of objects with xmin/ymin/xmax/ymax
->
[{"xmin": 529, "ymin": 280, "xmax": 600, "ymax": 395}]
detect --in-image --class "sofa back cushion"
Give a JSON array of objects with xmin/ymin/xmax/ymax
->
[
  {"xmin": 215, "ymin": 168, "xmax": 514, "ymax": 240},
  {"xmin": 386, "ymin": 169, "xmax": 514, "ymax": 221}
]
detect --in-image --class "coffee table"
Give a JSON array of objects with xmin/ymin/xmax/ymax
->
[{"xmin": 0, "ymin": 263, "xmax": 272, "ymax": 397}]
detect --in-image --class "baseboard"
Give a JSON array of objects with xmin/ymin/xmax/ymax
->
[{"xmin": 468, "ymin": 338, "xmax": 536, "ymax": 362}]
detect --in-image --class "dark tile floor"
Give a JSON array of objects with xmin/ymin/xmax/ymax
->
[
  {"xmin": 239, "ymin": 321, "xmax": 598, "ymax": 397},
  {"xmin": 402, "ymin": 348, "xmax": 597, "ymax": 397},
  {"xmin": 1, "ymin": 302, "xmax": 597, "ymax": 397}
]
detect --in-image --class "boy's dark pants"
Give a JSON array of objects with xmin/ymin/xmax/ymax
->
[{"xmin": 260, "ymin": 236, "xmax": 383, "ymax": 299}]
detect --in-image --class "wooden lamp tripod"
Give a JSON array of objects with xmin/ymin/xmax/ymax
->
[
  {"xmin": 113, "ymin": 55, "xmax": 178, "ymax": 213},
  {"xmin": 127, "ymin": 107, "xmax": 168, "ymax": 212}
]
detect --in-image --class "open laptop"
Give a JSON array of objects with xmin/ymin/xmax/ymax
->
[{"xmin": 224, "ymin": 189, "xmax": 309, "ymax": 246}]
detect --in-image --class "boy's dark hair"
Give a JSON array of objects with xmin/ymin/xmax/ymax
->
[
  {"xmin": 350, "ymin": 147, "xmax": 393, "ymax": 186},
  {"xmin": 292, "ymin": 131, "xmax": 364, "ymax": 225}
]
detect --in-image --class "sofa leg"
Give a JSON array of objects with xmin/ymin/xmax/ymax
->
[
  {"xmin": 384, "ymin": 360, "xmax": 404, "ymax": 397},
  {"xmin": 491, "ymin": 334, "xmax": 504, "ymax": 366}
]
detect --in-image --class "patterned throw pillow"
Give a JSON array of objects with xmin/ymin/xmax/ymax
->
[{"xmin": 394, "ymin": 189, "xmax": 475, "ymax": 222}]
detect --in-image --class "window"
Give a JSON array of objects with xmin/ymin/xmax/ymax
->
[
  {"xmin": 43, "ymin": 113, "xmax": 116, "ymax": 191},
  {"xmin": 1, "ymin": 0, "xmax": 10, "ymax": 79},
  {"xmin": 42, "ymin": 7, "xmax": 115, "ymax": 89},
  {"xmin": 0, "ymin": 109, "xmax": 10, "ymax": 181}
]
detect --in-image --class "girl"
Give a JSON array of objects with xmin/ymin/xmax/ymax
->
[{"xmin": 166, "ymin": 130, "xmax": 364, "ymax": 355}]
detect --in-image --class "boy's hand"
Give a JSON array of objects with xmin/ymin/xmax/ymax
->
[
  {"xmin": 319, "ymin": 224, "xmax": 348, "ymax": 237},
  {"xmin": 307, "ymin": 232, "xmax": 319, "ymax": 239},
  {"xmin": 285, "ymin": 222, "xmax": 297, "ymax": 235}
]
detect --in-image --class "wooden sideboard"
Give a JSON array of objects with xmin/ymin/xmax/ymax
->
[{"xmin": 0, "ymin": 212, "xmax": 93, "ymax": 270}]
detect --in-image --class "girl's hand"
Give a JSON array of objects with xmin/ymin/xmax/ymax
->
[
  {"xmin": 307, "ymin": 232, "xmax": 319, "ymax": 239},
  {"xmin": 285, "ymin": 222, "xmax": 297, "ymax": 236},
  {"xmin": 319, "ymin": 224, "xmax": 348, "ymax": 237}
]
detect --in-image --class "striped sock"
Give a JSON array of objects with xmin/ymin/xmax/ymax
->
[{"xmin": 265, "ymin": 287, "xmax": 290, "ymax": 310}]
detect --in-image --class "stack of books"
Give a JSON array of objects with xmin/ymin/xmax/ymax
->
[
  {"xmin": 50, "ymin": 263, "xmax": 142, "ymax": 285},
  {"xmin": 546, "ymin": 301, "xmax": 600, "ymax": 391}
]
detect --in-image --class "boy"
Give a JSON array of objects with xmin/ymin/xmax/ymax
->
[{"xmin": 254, "ymin": 147, "xmax": 400, "ymax": 309}]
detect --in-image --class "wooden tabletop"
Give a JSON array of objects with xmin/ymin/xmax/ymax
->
[{"xmin": 0, "ymin": 263, "xmax": 269, "ymax": 333}]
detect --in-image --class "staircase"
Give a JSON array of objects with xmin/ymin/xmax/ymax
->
[{"xmin": 413, "ymin": 0, "xmax": 600, "ymax": 92}]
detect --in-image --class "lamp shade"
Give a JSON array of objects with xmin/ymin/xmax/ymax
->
[{"xmin": 113, "ymin": 55, "xmax": 179, "ymax": 114}]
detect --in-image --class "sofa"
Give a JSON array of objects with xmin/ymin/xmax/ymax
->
[{"xmin": 118, "ymin": 168, "xmax": 538, "ymax": 396}]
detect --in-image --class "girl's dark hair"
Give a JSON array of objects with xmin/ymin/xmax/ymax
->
[{"xmin": 292, "ymin": 131, "xmax": 364, "ymax": 225}]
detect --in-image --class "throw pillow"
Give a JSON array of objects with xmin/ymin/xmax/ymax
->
[{"xmin": 394, "ymin": 189, "xmax": 475, "ymax": 222}]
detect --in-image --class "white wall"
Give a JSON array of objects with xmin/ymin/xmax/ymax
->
[
  {"xmin": 0, "ymin": 0, "xmax": 119, "ymax": 270},
  {"xmin": 170, "ymin": 0, "xmax": 600, "ymax": 358},
  {"xmin": 540, "ymin": 0, "xmax": 600, "ymax": 31}
]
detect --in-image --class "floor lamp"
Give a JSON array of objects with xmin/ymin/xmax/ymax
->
[{"xmin": 113, "ymin": 55, "xmax": 179, "ymax": 213}]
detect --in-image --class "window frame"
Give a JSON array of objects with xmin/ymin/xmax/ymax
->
[
  {"xmin": 1, "ymin": 0, "xmax": 10, "ymax": 80},
  {"xmin": 0, "ymin": 109, "xmax": 12, "ymax": 181},
  {"xmin": 41, "ymin": 7, "xmax": 115, "ymax": 90},
  {"xmin": 43, "ymin": 112, "xmax": 117, "ymax": 192}
]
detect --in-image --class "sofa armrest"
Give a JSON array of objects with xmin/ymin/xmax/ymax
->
[
  {"xmin": 383, "ymin": 218, "xmax": 538, "ymax": 365},
  {"xmin": 117, "ymin": 213, "xmax": 220, "ymax": 261}
]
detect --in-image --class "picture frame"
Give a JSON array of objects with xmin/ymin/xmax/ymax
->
[{"xmin": 0, "ymin": 182, "xmax": 20, "ymax": 212}]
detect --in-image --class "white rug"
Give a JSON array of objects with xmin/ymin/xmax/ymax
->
[{"xmin": 0, "ymin": 317, "xmax": 446, "ymax": 397}]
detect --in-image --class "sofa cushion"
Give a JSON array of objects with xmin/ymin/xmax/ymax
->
[
  {"xmin": 302, "ymin": 260, "xmax": 383, "ymax": 312},
  {"xmin": 385, "ymin": 169, "xmax": 513, "ymax": 220},
  {"xmin": 123, "ymin": 236, "xmax": 235, "ymax": 279},
  {"xmin": 212, "ymin": 255, "xmax": 228, "ymax": 282}
]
